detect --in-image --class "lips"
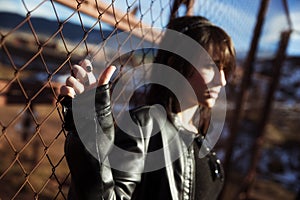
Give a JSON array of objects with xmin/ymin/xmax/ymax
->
[{"xmin": 207, "ymin": 90, "xmax": 220, "ymax": 99}]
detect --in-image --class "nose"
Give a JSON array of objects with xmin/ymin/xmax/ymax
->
[
  {"xmin": 220, "ymin": 70, "xmax": 227, "ymax": 86},
  {"xmin": 214, "ymin": 70, "xmax": 227, "ymax": 87}
]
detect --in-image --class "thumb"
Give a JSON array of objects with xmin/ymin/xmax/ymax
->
[{"xmin": 98, "ymin": 65, "xmax": 117, "ymax": 86}]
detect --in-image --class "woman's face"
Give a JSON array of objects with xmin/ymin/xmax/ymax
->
[{"xmin": 188, "ymin": 52, "xmax": 227, "ymax": 108}]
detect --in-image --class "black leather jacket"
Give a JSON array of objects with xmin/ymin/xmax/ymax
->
[{"xmin": 61, "ymin": 85, "xmax": 224, "ymax": 200}]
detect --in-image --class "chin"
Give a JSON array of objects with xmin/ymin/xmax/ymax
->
[{"xmin": 201, "ymin": 98, "xmax": 216, "ymax": 108}]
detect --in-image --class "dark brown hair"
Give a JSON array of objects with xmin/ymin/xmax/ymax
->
[{"xmin": 147, "ymin": 16, "xmax": 236, "ymax": 113}]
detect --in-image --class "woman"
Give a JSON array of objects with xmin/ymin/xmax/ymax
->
[{"xmin": 60, "ymin": 16, "xmax": 236, "ymax": 200}]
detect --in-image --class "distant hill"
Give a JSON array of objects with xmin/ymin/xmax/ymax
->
[{"xmin": 0, "ymin": 11, "xmax": 113, "ymax": 44}]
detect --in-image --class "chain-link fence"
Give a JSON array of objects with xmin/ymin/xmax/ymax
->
[{"xmin": 0, "ymin": 0, "xmax": 299, "ymax": 199}]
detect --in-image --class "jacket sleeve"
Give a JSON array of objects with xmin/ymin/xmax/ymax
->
[{"xmin": 60, "ymin": 84, "xmax": 145, "ymax": 200}]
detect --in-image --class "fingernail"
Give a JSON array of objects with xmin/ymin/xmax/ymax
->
[{"xmin": 86, "ymin": 65, "xmax": 92, "ymax": 72}]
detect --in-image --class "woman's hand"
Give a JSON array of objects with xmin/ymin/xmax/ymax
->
[{"xmin": 60, "ymin": 59, "xmax": 116, "ymax": 98}]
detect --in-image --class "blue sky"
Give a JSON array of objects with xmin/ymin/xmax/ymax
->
[
  {"xmin": 259, "ymin": 0, "xmax": 300, "ymax": 56},
  {"xmin": 0, "ymin": 0, "xmax": 299, "ymax": 56}
]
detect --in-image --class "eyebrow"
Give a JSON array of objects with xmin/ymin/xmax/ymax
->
[
  {"xmin": 213, "ymin": 60, "xmax": 226, "ymax": 70},
  {"xmin": 213, "ymin": 60, "xmax": 221, "ymax": 66}
]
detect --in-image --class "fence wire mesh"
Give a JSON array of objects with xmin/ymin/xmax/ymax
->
[
  {"xmin": 0, "ymin": 0, "xmax": 299, "ymax": 199},
  {"xmin": 1, "ymin": 0, "xmax": 170, "ymax": 198}
]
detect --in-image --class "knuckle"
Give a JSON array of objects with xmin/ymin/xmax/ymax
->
[
  {"xmin": 59, "ymin": 86, "xmax": 67, "ymax": 94},
  {"xmin": 66, "ymin": 76, "xmax": 74, "ymax": 85}
]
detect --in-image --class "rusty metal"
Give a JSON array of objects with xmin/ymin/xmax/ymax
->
[
  {"xmin": 240, "ymin": 30, "xmax": 292, "ymax": 198},
  {"xmin": 222, "ymin": 0, "xmax": 270, "ymax": 182},
  {"xmin": 0, "ymin": 0, "xmax": 296, "ymax": 199},
  {"xmin": 169, "ymin": 0, "xmax": 195, "ymax": 21},
  {"xmin": 53, "ymin": 0, "xmax": 162, "ymax": 43}
]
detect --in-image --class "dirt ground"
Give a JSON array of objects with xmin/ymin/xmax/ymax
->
[
  {"xmin": 0, "ymin": 104, "xmax": 70, "ymax": 200},
  {"xmin": 0, "ymin": 104, "xmax": 299, "ymax": 200}
]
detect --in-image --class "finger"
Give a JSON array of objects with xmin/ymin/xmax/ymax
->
[
  {"xmin": 98, "ymin": 65, "xmax": 117, "ymax": 85},
  {"xmin": 72, "ymin": 64, "xmax": 87, "ymax": 83},
  {"xmin": 60, "ymin": 85, "xmax": 76, "ymax": 98},
  {"xmin": 80, "ymin": 59, "xmax": 93, "ymax": 72},
  {"xmin": 79, "ymin": 59, "xmax": 97, "ymax": 85},
  {"xmin": 66, "ymin": 76, "xmax": 85, "ymax": 94}
]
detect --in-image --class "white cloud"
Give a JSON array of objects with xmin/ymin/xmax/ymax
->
[
  {"xmin": 261, "ymin": 10, "xmax": 300, "ymax": 55},
  {"xmin": 262, "ymin": 11, "xmax": 300, "ymax": 42},
  {"xmin": 288, "ymin": 12, "xmax": 300, "ymax": 55},
  {"xmin": 0, "ymin": 0, "xmax": 26, "ymax": 15},
  {"xmin": 290, "ymin": 12, "xmax": 300, "ymax": 40},
  {"xmin": 261, "ymin": 14, "xmax": 290, "ymax": 44}
]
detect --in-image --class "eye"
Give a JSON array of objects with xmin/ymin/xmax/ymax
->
[
  {"xmin": 202, "ymin": 63, "xmax": 216, "ymax": 70},
  {"xmin": 223, "ymin": 66, "xmax": 231, "ymax": 80},
  {"xmin": 214, "ymin": 60, "xmax": 222, "ymax": 69}
]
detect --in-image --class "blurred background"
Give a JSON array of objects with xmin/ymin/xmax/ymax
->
[{"xmin": 0, "ymin": 0, "xmax": 299, "ymax": 199}]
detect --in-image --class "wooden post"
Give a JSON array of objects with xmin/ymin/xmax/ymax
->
[
  {"xmin": 241, "ymin": 30, "xmax": 292, "ymax": 198},
  {"xmin": 220, "ymin": 0, "xmax": 270, "ymax": 198},
  {"xmin": 169, "ymin": 0, "xmax": 195, "ymax": 21}
]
